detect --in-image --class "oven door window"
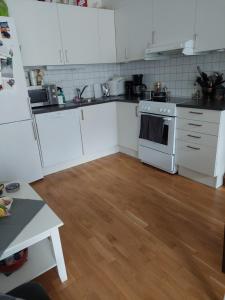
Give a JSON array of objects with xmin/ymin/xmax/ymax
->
[
  {"xmin": 28, "ymin": 89, "xmax": 49, "ymax": 104},
  {"xmin": 139, "ymin": 114, "xmax": 168, "ymax": 146}
]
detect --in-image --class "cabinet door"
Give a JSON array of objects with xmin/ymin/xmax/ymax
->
[
  {"xmin": 152, "ymin": 0, "xmax": 196, "ymax": 48},
  {"xmin": 0, "ymin": 120, "xmax": 43, "ymax": 183},
  {"xmin": 98, "ymin": 9, "xmax": 116, "ymax": 63},
  {"xmin": 126, "ymin": 0, "xmax": 153, "ymax": 61},
  {"xmin": 35, "ymin": 110, "xmax": 83, "ymax": 168},
  {"xmin": 80, "ymin": 103, "xmax": 117, "ymax": 156},
  {"xmin": 117, "ymin": 103, "xmax": 139, "ymax": 151},
  {"xmin": 58, "ymin": 4, "xmax": 99, "ymax": 64},
  {"xmin": 115, "ymin": 0, "xmax": 153, "ymax": 62},
  {"xmin": 195, "ymin": 0, "xmax": 225, "ymax": 52},
  {"xmin": 115, "ymin": 3, "xmax": 130, "ymax": 62},
  {"xmin": 7, "ymin": 0, "xmax": 63, "ymax": 66}
]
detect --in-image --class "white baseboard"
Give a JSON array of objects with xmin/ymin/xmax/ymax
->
[
  {"xmin": 178, "ymin": 166, "xmax": 223, "ymax": 189},
  {"xmin": 118, "ymin": 146, "xmax": 138, "ymax": 158},
  {"xmin": 43, "ymin": 146, "xmax": 119, "ymax": 176}
]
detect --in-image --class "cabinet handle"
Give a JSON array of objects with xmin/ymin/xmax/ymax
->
[
  {"xmin": 65, "ymin": 50, "xmax": 69, "ymax": 63},
  {"xmin": 125, "ymin": 48, "xmax": 128, "ymax": 60},
  {"xmin": 81, "ymin": 109, "xmax": 84, "ymax": 121},
  {"xmin": 135, "ymin": 105, "xmax": 138, "ymax": 117},
  {"xmin": 27, "ymin": 97, "xmax": 33, "ymax": 118},
  {"xmin": 189, "ymin": 111, "xmax": 203, "ymax": 115},
  {"xmin": 59, "ymin": 50, "xmax": 63, "ymax": 63},
  {"xmin": 187, "ymin": 134, "xmax": 201, "ymax": 139},
  {"xmin": 186, "ymin": 145, "xmax": 200, "ymax": 151},
  {"xmin": 152, "ymin": 30, "xmax": 156, "ymax": 44},
  {"xmin": 193, "ymin": 33, "xmax": 198, "ymax": 42},
  {"xmin": 188, "ymin": 123, "xmax": 202, "ymax": 127}
]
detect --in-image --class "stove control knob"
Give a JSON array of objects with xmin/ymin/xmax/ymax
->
[
  {"xmin": 160, "ymin": 108, "xmax": 163, "ymax": 113},
  {"xmin": 163, "ymin": 108, "xmax": 167, "ymax": 113},
  {"xmin": 167, "ymin": 109, "xmax": 171, "ymax": 114},
  {"xmin": 148, "ymin": 107, "xmax": 151, "ymax": 111}
]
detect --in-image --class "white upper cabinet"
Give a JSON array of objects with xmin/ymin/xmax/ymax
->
[
  {"xmin": 115, "ymin": 2, "xmax": 129, "ymax": 62},
  {"xmin": 152, "ymin": 0, "xmax": 196, "ymax": 49},
  {"xmin": 115, "ymin": 0, "xmax": 153, "ymax": 62},
  {"xmin": 8, "ymin": 1, "xmax": 116, "ymax": 66},
  {"xmin": 7, "ymin": 0, "xmax": 63, "ymax": 66},
  {"xmin": 126, "ymin": 0, "xmax": 153, "ymax": 61},
  {"xmin": 57, "ymin": 4, "xmax": 99, "ymax": 65},
  {"xmin": 98, "ymin": 9, "xmax": 116, "ymax": 63},
  {"xmin": 195, "ymin": 0, "xmax": 225, "ymax": 52}
]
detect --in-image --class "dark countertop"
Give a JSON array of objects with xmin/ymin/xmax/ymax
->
[
  {"xmin": 177, "ymin": 98, "xmax": 225, "ymax": 111},
  {"xmin": 32, "ymin": 95, "xmax": 147, "ymax": 115}
]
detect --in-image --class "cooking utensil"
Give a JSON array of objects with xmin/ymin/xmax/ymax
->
[{"xmin": 197, "ymin": 66, "xmax": 209, "ymax": 83}]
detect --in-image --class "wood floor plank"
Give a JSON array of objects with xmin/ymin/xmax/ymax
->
[{"xmin": 32, "ymin": 153, "xmax": 225, "ymax": 300}]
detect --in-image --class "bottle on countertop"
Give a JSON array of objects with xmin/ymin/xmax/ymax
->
[
  {"xmin": 29, "ymin": 70, "xmax": 37, "ymax": 86},
  {"xmin": 192, "ymin": 83, "xmax": 201, "ymax": 100},
  {"xmin": 57, "ymin": 87, "xmax": 66, "ymax": 104}
]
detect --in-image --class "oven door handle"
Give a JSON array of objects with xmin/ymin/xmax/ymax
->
[{"xmin": 140, "ymin": 113, "xmax": 173, "ymax": 122}]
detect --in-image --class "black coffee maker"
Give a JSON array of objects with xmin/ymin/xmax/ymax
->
[{"xmin": 132, "ymin": 74, "xmax": 147, "ymax": 96}]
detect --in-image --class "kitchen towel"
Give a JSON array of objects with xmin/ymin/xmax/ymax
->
[
  {"xmin": 0, "ymin": 199, "xmax": 45, "ymax": 258},
  {"xmin": 139, "ymin": 114, "xmax": 166, "ymax": 144}
]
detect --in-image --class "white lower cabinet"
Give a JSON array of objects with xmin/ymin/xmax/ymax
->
[
  {"xmin": 35, "ymin": 110, "xmax": 83, "ymax": 171},
  {"xmin": 80, "ymin": 102, "xmax": 118, "ymax": 156},
  {"xmin": 176, "ymin": 107, "xmax": 225, "ymax": 188},
  {"xmin": 117, "ymin": 102, "xmax": 139, "ymax": 153}
]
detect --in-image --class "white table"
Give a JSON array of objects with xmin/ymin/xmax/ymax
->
[{"xmin": 0, "ymin": 183, "xmax": 68, "ymax": 293}]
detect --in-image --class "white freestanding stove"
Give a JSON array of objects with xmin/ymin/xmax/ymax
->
[{"xmin": 138, "ymin": 99, "xmax": 181, "ymax": 174}]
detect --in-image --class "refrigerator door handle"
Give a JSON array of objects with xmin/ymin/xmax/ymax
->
[
  {"xmin": 27, "ymin": 97, "xmax": 33, "ymax": 118},
  {"xmin": 32, "ymin": 119, "xmax": 38, "ymax": 141}
]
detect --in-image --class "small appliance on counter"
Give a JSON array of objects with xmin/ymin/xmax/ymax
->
[
  {"xmin": 28, "ymin": 84, "xmax": 59, "ymax": 108},
  {"xmin": 125, "ymin": 80, "xmax": 135, "ymax": 97},
  {"xmin": 150, "ymin": 81, "xmax": 170, "ymax": 102},
  {"xmin": 132, "ymin": 74, "xmax": 147, "ymax": 96},
  {"xmin": 133, "ymin": 74, "xmax": 147, "ymax": 96},
  {"xmin": 107, "ymin": 76, "xmax": 125, "ymax": 96},
  {"xmin": 94, "ymin": 83, "xmax": 103, "ymax": 99}
]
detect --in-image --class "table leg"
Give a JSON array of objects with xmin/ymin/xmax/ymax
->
[
  {"xmin": 50, "ymin": 228, "xmax": 68, "ymax": 282},
  {"xmin": 222, "ymin": 226, "xmax": 225, "ymax": 273}
]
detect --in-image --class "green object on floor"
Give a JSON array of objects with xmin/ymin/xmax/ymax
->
[{"xmin": 0, "ymin": 0, "xmax": 9, "ymax": 17}]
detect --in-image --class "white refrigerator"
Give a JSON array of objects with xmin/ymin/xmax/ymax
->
[{"xmin": 0, "ymin": 17, "xmax": 43, "ymax": 183}]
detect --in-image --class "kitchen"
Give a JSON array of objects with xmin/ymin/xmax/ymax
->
[{"xmin": 1, "ymin": 0, "xmax": 225, "ymax": 299}]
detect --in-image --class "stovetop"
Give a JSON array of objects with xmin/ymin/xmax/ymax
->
[{"xmin": 149, "ymin": 97, "xmax": 190, "ymax": 105}]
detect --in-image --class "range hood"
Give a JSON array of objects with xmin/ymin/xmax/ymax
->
[{"xmin": 144, "ymin": 40, "xmax": 195, "ymax": 60}]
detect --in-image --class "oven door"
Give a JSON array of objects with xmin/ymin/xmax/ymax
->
[{"xmin": 139, "ymin": 113, "xmax": 176, "ymax": 155}]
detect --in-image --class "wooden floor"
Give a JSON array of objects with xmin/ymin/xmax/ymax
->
[{"xmin": 32, "ymin": 153, "xmax": 225, "ymax": 300}]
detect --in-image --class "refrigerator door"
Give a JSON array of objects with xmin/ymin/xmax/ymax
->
[
  {"xmin": 0, "ymin": 17, "xmax": 31, "ymax": 125},
  {"xmin": 0, "ymin": 119, "xmax": 43, "ymax": 183}
]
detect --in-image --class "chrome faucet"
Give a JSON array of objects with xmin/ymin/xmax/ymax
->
[{"xmin": 76, "ymin": 85, "xmax": 88, "ymax": 100}]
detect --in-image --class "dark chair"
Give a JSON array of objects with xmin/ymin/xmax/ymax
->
[{"xmin": 6, "ymin": 282, "xmax": 50, "ymax": 300}]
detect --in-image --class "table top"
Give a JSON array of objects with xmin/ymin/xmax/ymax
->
[{"xmin": 0, "ymin": 182, "xmax": 63, "ymax": 260}]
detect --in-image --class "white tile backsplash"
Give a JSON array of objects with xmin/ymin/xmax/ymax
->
[
  {"xmin": 27, "ymin": 51, "xmax": 225, "ymax": 101},
  {"xmin": 120, "ymin": 52, "xmax": 225, "ymax": 98},
  {"xmin": 40, "ymin": 64, "xmax": 121, "ymax": 101}
]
